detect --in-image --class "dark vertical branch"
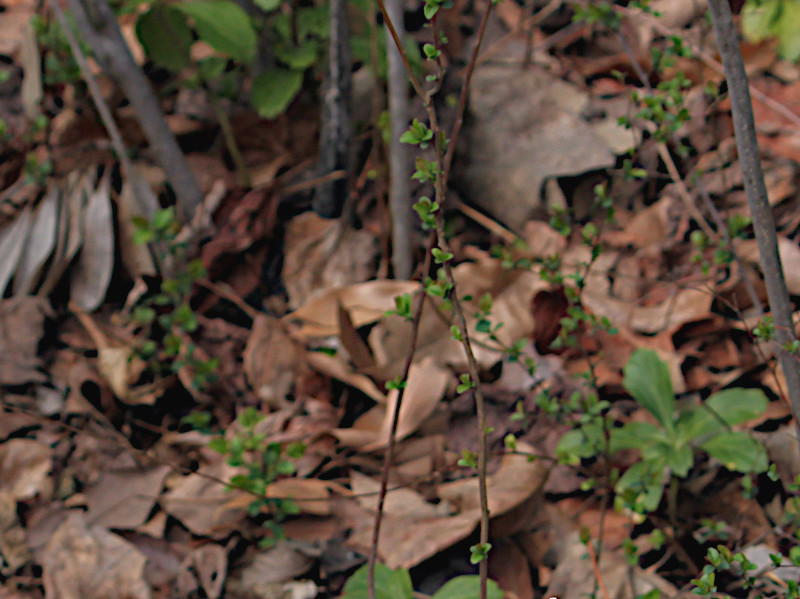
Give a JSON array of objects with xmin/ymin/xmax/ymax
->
[
  {"xmin": 385, "ymin": 0, "xmax": 413, "ymax": 279},
  {"xmin": 707, "ymin": 0, "xmax": 800, "ymax": 432},
  {"xmin": 314, "ymin": 0, "xmax": 352, "ymax": 218},
  {"xmin": 65, "ymin": 0, "xmax": 202, "ymax": 223}
]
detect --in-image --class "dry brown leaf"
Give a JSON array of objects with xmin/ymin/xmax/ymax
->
[
  {"xmin": 243, "ymin": 314, "xmax": 300, "ymax": 408},
  {"xmin": 0, "ymin": 491, "xmax": 31, "ymax": 574},
  {"xmin": 42, "ymin": 512, "xmax": 152, "ymax": 599},
  {"xmin": 331, "ymin": 357, "xmax": 449, "ymax": 450},
  {"xmin": 282, "ymin": 213, "xmax": 378, "ymax": 309},
  {"xmin": 286, "ymin": 280, "xmax": 418, "ymax": 339},
  {"xmin": 265, "ymin": 478, "xmax": 332, "ymax": 516},
  {"xmin": 236, "ymin": 541, "xmax": 313, "ymax": 586},
  {"xmin": 13, "ymin": 186, "xmax": 58, "ymax": 294},
  {"xmin": 0, "ymin": 296, "xmax": 51, "ymax": 385},
  {"xmin": 70, "ymin": 171, "xmax": 114, "ymax": 311},
  {"xmin": 570, "ymin": 246, "xmax": 713, "ymax": 334},
  {"xmin": 0, "ymin": 205, "xmax": 33, "ymax": 296},
  {"xmin": 738, "ymin": 237, "xmax": 800, "ymax": 295},
  {"xmin": 84, "ymin": 466, "xmax": 170, "ymax": 529},
  {"xmin": 117, "ymin": 167, "xmax": 158, "ymax": 277},
  {"xmin": 306, "ymin": 350, "xmax": 387, "ymax": 402},
  {"xmin": 160, "ymin": 461, "xmax": 246, "ymax": 538},
  {"xmin": 346, "ymin": 506, "xmax": 480, "ymax": 570},
  {"xmin": 0, "ymin": 0, "xmax": 36, "ymax": 57},
  {"xmin": 350, "ymin": 471, "xmax": 451, "ymax": 519},
  {"xmin": 0, "ymin": 439, "xmax": 52, "ymax": 502},
  {"xmin": 438, "ymin": 441, "xmax": 549, "ymax": 517},
  {"xmin": 488, "ymin": 540, "xmax": 534, "ymax": 599},
  {"xmin": 176, "ymin": 544, "xmax": 227, "ymax": 599}
]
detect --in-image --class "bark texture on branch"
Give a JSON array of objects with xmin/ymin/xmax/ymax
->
[
  {"xmin": 707, "ymin": 0, "xmax": 800, "ymax": 436},
  {"xmin": 66, "ymin": 0, "xmax": 202, "ymax": 223}
]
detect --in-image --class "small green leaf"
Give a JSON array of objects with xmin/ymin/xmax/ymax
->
[
  {"xmin": 609, "ymin": 421, "xmax": 663, "ymax": 453},
  {"xmin": 253, "ymin": 0, "xmax": 281, "ymax": 11},
  {"xmin": 275, "ymin": 40, "xmax": 319, "ymax": 69},
  {"xmin": 136, "ymin": 5, "xmax": 192, "ymax": 72},
  {"xmin": 341, "ymin": 564, "xmax": 414, "ymax": 599},
  {"xmin": 469, "ymin": 542, "xmax": 492, "ymax": 564},
  {"xmin": 701, "ymin": 432, "xmax": 768, "ymax": 473},
  {"xmin": 432, "ymin": 248, "xmax": 453, "ymax": 264},
  {"xmin": 432, "ymin": 576, "xmax": 502, "ymax": 599},
  {"xmin": 704, "ymin": 388, "xmax": 768, "ymax": 426},
  {"xmin": 176, "ymin": 0, "xmax": 257, "ymax": 63},
  {"xmin": 623, "ymin": 349, "xmax": 675, "ymax": 433},
  {"xmin": 251, "ymin": 68, "xmax": 304, "ymax": 119}
]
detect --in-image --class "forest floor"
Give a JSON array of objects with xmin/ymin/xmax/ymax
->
[{"xmin": 2, "ymin": 0, "xmax": 800, "ymax": 598}]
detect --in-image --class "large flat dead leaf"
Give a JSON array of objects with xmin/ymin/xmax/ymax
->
[
  {"xmin": 459, "ymin": 65, "xmax": 616, "ymax": 228},
  {"xmin": 13, "ymin": 187, "xmax": 58, "ymax": 294},
  {"xmin": 70, "ymin": 171, "xmax": 114, "ymax": 311},
  {"xmin": 0, "ymin": 439, "xmax": 52, "ymax": 501},
  {"xmin": 0, "ymin": 297, "xmax": 51, "ymax": 385},
  {"xmin": 84, "ymin": 466, "xmax": 170, "ymax": 529},
  {"xmin": 160, "ymin": 461, "xmax": 247, "ymax": 538},
  {"xmin": 42, "ymin": 512, "xmax": 152, "ymax": 599},
  {"xmin": 285, "ymin": 280, "xmax": 419, "ymax": 338},
  {"xmin": 332, "ymin": 357, "xmax": 449, "ymax": 449},
  {"xmin": 738, "ymin": 237, "xmax": 800, "ymax": 295},
  {"xmin": 438, "ymin": 441, "xmax": 549, "ymax": 517},
  {"xmin": 0, "ymin": 205, "xmax": 33, "ymax": 296},
  {"xmin": 282, "ymin": 213, "xmax": 379, "ymax": 309},
  {"xmin": 243, "ymin": 314, "xmax": 300, "ymax": 408}
]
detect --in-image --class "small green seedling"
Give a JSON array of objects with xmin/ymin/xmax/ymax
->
[
  {"xmin": 340, "ymin": 563, "xmax": 502, "ymax": 599},
  {"xmin": 558, "ymin": 349, "xmax": 768, "ymax": 513}
]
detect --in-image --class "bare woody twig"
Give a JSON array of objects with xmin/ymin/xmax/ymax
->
[
  {"xmin": 65, "ymin": 0, "xmax": 202, "ymax": 223},
  {"xmin": 367, "ymin": 234, "xmax": 433, "ymax": 599},
  {"xmin": 706, "ymin": 0, "xmax": 800, "ymax": 444},
  {"xmin": 371, "ymin": 4, "xmax": 496, "ymax": 599},
  {"xmin": 385, "ymin": 0, "xmax": 413, "ymax": 279}
]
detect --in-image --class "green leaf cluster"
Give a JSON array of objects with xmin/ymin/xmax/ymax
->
[
  {"xmin": 611, "ymin": 349, "xmax": 768, "ymax": 512},
  {"xmin": 742, "ymin": 0, "xmax": 800, "ymax": 62},
  {"xmin": 341, "ymin": 564, "xmax": 502, "ymax": 599},
  {"xmin": 555, "ymin": 350, "xmax": 768, "ymax": 514},
  {"xmin": 134, "ymin": 0, "xmax": 330, "ymax": 120},
  {"xmin": 208, "ymin": 406, "xmax": 307, "ymax": 546}
]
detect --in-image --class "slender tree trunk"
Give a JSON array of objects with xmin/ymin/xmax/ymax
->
[
  {"xmin": 315, "ymin": 0, "xmax": 352, "ymax": 218},
  {"xmin": 385, "ymin": 0, "xmax": 413, "ymax": 279},
  {"xmin": 66, "ymin": 0, "xmax": 202, "ymax": 223},
  {"xmin": 707, "ymin": 0, "xmax": 800, "ymax": 436}
]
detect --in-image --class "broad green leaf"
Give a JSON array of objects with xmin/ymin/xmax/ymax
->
[
  {"xmin": 136, "ymin": 4, "xmax": 192, "ymax": 72},
  {"xmin": 341, "ymin": 564, "xmax": 414, "ymax": 599},
  {"xmin": 254, "ymin": 0, "xmax": 281, "ymax": 11},
  {"xmin": 432, "ymin": 576, "xmax": 503, "ymax": 599},
  {"xmin": 296, "ymin": 5, "xmax": 330, "ymax": 39},
  {"xmin": 705, "ymin": 388, "xmax": 768, "ymax": 426},
  {"xmin": 774, "ymin": 1, "xmax": 800, "ymax": 61},
  {"xmin": 251, "ymin": 68, "xmax": 303, "ymax": 119},
  {"xmin": 556, "ymin": 420, "xmax": 604, "ymax": 463},
  {"xmin": 664, "ymin": 443, "xmax": 693, "ymax": 478},
  {"xmin": 609, "ymin": 422, "xmax": 663, "ymax": 453},
  {"xmin": 742, "ymin": 0, "xmax": 800, "ymax": 62},
  {"xmin": 623, "ymin": 349, "xmax": 675, "ymax": 433},
  {"xmin": 275, "ymin": 40, "xmax": 320, "ymax": 70},
  {"xmin": 615, "ymin": 460, "xmax": 664, "ymax": 513},
  {"xmin": 701, "ymin": 432, "xmax": 768, "ymax": 473},
  {"xmin": 675, "ymin": 407, "xmax": 722, "ymax": 444},
  {"xmin": 176, "ymin": 0, "xmax": 256, "ymax": 63},
  {"xmin": 741, "ymin": 0, "xmax": 782, "ymax": 41}
]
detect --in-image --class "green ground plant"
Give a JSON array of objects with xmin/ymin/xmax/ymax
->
[
  {"xmin": 130, "ymin": 206, "xmax": 219, "ymax": 390},
  {"xmin": 341, "ymin": 564, "xmax": 502, "ymax": 599},
  {"xmin": 205, "ymin": 406, "xmax": 306, "ymax": 546},
  {"xmin": 558, "ymin": 349, "xmax": 769, "ymax": 515}
]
